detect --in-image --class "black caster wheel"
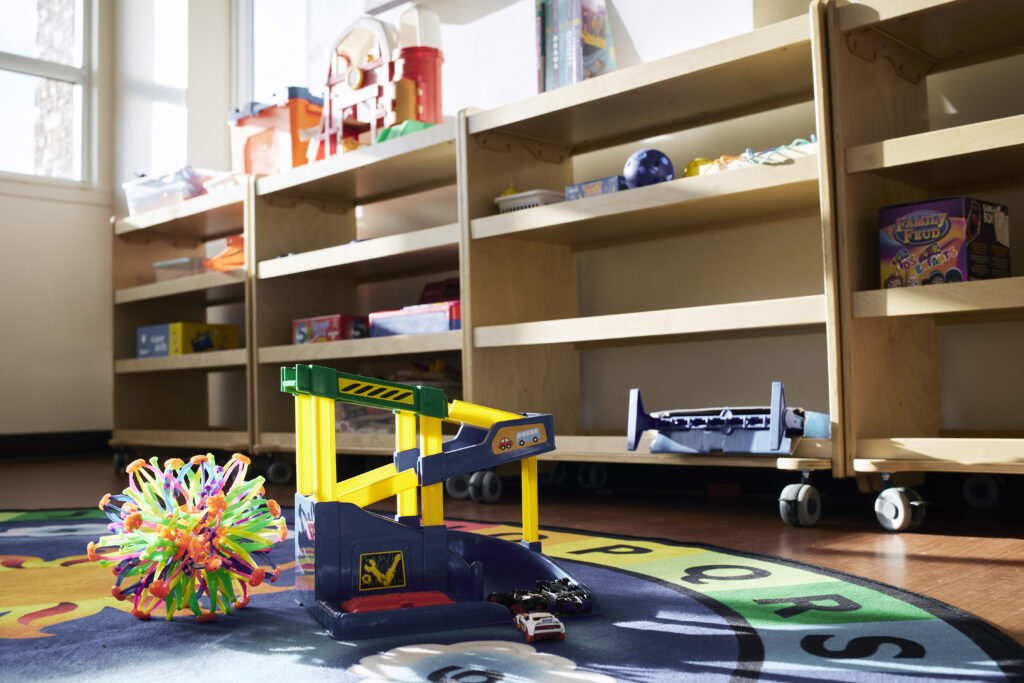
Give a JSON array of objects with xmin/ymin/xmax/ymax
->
[
  {"xmin": 779, "ymin": 483, "xmax": 821, "ymax": 527},
  {"xmin": 962, "ymin": 474, "xmax": 1005, "ymax": 509},
  {"xmin": 113, "ymin": 448, "xmax": 134, "ymax": 474},
  {"xmin": 539, "ymin": 462, "xmax": 568, "ymax": 488},
  {"xmin": 468, "ymin": 469, "xmax": 502, "ymax": 503},
  {"xmin": 576, "ymin": 463, "xmax": 608, "ymax": 491},
  {"xmin": 445, "ymin": 473, "xmax": 471, "ymax": 499},
  {"xmin": 265, "ymin": 457, "xmax": 294, "ymax": 485},
  {"xmin": 875, "ymin": 487, "xmax": 925, "ymax": 532}
]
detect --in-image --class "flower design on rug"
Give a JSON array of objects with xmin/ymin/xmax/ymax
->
[{"xmin": 347, "ymin": 640, "xmax": 614, "ymax": 682}]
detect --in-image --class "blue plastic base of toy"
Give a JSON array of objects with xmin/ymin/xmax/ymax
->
[{"xmin": 295, "ymin": 494, "xmax": 598, "ymax": 640}]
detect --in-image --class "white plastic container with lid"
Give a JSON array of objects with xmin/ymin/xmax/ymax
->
[{"xmin": 398, "ymin": 3, "xmax": 442, "ymax": 50}]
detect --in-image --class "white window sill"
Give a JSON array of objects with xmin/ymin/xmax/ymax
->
[{"xmin": 0, "ymin": 172, "xmax": 112, "ymax": 208}]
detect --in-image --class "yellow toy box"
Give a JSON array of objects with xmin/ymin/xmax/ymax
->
[{"xmin": 136, "ymin": 323, "xmax": 239, "ymax": 358}]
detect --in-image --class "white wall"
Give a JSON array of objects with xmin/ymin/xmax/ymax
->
[
  {"xmin": 0, "ymin": 181, "xmax": 114, "ymax": 434},
  {"xmin": 0, "ymin": 0, "xmax": 234, "ymax": 435},
  {"xmin": 0, "ymin": 0, "xmax": 115, "ymax": 435}
]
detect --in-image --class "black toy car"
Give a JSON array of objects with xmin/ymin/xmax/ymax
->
[{"xmin": 487, "ymin": 578, "xmax": 593, "ymax": 615}]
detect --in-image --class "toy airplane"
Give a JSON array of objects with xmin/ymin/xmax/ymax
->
[{"xmin": 627, "ymin": 382, "xmax": 830, "ymax": 455}]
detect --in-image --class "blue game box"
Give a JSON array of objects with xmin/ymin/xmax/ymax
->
[{"xmin": 565, "ymin": 174, "xmax": 627, "ymax": 201}]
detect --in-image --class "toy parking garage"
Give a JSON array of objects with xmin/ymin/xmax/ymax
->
[{"xmin": 282, "ymin": 364, "xmax": 597, "ymax": 639}]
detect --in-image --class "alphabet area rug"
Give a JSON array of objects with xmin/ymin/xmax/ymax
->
[{"xmin": 1, "ymin": 509, "xmax": 1021, "ymax": 681}]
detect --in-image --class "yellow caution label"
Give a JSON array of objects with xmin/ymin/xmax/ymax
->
[
  {"xmin": 358, "ymin": 550, "xmax": 407, "ymax": 591},
  {"xmin": 337, "ymin": 378, "xmax": 416, "ymax": 407}
]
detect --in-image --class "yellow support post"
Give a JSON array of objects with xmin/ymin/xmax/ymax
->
[
  {"xmin": 395, "ymin": 411, "xmax": 419, "ymax": 518},
  {"xmin": 419, "ymin": 416, "xmax": 444, "ymax": 526},
  {"xmin": 521, "ymin": 456, "xmax": 539, "ymax": 544},
  {"xmin": 312, "ymin": 396, "xmax": 337, "ymax": 502},
  {"xmin": 295, "ymin": 394, "xmax": 315, "ymax": 496}
]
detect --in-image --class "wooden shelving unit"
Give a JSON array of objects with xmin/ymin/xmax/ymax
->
[
  {"xmin": 250, "ymin": 121, "xmax": 462, "ymax": 461},
  {"xmin": 108, "ymin": 429, "xmax": 249, "ymax": 452},
  {"xmin": 457, "ymin": 11, "xmax": 843, "ymax": 496},
  {"xmin": 826, "ymin": 0, "xmax": 1024, "ymax": 503},
  {"xmin": 110, "ymin": 181, "xmax": 252, "ymax": 460},
  {"xmin": 474, "ymin": 295, "xmax": 827, "ymax": 348}
]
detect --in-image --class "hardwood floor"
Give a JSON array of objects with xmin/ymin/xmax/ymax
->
[{"xmin": 2, "ymin": 456, "xmax": 1021, "ymax": 646}]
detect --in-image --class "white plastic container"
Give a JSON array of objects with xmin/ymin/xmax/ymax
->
[
  {"xmin": 494, "ymin": 189, "xmax": 565, "ymax": 214},
  {"xmin": 152, "ymin": 257, "xmax": 206, "ymax": 281},
  {"xmin": 398, "ymin": 4, "xmax": 442, "ymax": 50},
  {"xmin": 122, "ymin": 165, "xmax": 210, "ymax": 216}
]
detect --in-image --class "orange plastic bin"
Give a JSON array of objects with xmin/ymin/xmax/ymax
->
[{"xmin": 229, "ymin": 87, "xmax": 324, "ymax": 174}]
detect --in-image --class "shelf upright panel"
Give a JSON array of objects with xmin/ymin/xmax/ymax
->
[
  {"xmin": 827, "ymin": 0, "xmax": 1024, "ymax": 480},
  {"xmin": 459, "ymin": 14, "xmax": 841, "ymax": 479}
]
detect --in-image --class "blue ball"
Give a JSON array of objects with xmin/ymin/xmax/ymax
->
[{"xmin": 623, "ymin": 148, "xmax": 675, "ymax": 188}]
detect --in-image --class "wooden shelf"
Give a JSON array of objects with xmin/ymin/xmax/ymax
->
[
  {"xmin": 471, "ymin": 153, "xmax": 819, "ymax": 245},
  {"xmin": 474, "ymin": 295, "xmax": 826, "ymax": 348},
  {"xmin": 114, "ymin": 349, "xmax": 248, "ymax": 373},
  {"xmin": 467, "ymin": 16, "xmax": 812, "ymax": 150},
  {"xmin": 255, "ymin": 121, "xmax": 457, "ymax": 203},
  {"xmin": 114, "ymin": 185, "xmax": 246, "ymax": 240},
  {"xmin": 258, "ymin": 223, "xmax": 459, "ymax": 280},
  {"xmin": 114, "ymin": 270, "xmax": 247, "ymax": 305},
  {"xmin": 853, "ymin": 277, "xmax": 1024, "ymax": 318},
  {"xmin": 545, "ymin": 434, "xmax": 832, "ymax": 469},
  {"xmin": 258, "ymin": 331, "xmax": 462, "ymax": 364},
  {"xmin": 853, "ymin": 437, "xmax": 1024, "ymax": 474},
  {"xmin": 110, "ymin": 429, "xmax": 249, "ymax": 451},
  {"xmin": 836, "ymin": 0, "xmax": 1024, "ymax": 69},
  {"xmin": 254, "ymin": 431, "xmax": 395, "ymax": 454},
  {"xmin": 845, "ymin": 115, "xmax": 1024, "ymax": 185}
]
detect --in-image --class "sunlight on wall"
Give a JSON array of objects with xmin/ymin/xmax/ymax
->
[
  {"xmin": 150, "ymin": 101, "xmax": 187, "ymax": 172},
  {"xmin": 153, "ymin": 0, "xmax": 188, "ymax": 88}
]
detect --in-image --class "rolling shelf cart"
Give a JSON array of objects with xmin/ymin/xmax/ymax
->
[
  {"xmin": 457, "ymin": 13, "xmax": 844, "ymax": 524},
  {"xmin": 110, "ymin": 181, "xmax": 253, "ymax": 470},
  {"xmin": 250, "ymin": 121, "xmax": 463, "ymax": 482},
  {"xmin": 826, "ymin": 0, "xmax": 1024, "ymax": 529}
]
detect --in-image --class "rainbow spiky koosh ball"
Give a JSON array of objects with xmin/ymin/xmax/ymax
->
[{"xmin": 88, "ymin": 453, "xmax": 287, "ymax": 622}]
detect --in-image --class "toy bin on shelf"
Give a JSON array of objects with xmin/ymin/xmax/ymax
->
[
  {"xmin": 370, "ymin": 301, "xmax": 461, "ymax": 337},
  {"xmin": 122, "ymin": 165, "xmax": 210, "ymax": 216},
  {"xmin": 292, "ymin": 314, "xmax": 369, "ymax": 344},
  {"xmin": 494, "ymin": 189, "xmax": 564, "ymax": 214},
  {"xmin": 152, "ymin": 257, "xmax": 206, "ymax": 281},
  {"xmin": 136, "ymin": 322, "xmax": 239, "ymax": 358},
  {"xmin": 229, "ymin": 87, "xmax": 324, "ymax": 175}
]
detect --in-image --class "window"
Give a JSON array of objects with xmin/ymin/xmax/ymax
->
[
  {"xmin": 251, "ymin": 0, "xmax": 307, "ymax": 104},
  {"xmin": 0, "ymin": 0, "xmax": 90, "ymax": 182}
]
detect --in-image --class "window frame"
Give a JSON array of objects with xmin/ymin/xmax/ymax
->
[{"xmin": 0, "ymin": 0, "xmax": 93, "ymax": 185}]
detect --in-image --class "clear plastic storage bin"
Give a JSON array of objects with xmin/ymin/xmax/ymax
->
[{"xmin": 122, "ymin": 165, "xmax": 211, "ymax": 216}]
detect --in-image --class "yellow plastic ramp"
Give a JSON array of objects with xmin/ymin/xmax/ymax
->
[
  {"xmin": 335, "ymin": 462, "xmax": 419, "ymax": 509},
  {"xmin": 446, "ymin": 400, "xmax": 522, "ymax": 429}
]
